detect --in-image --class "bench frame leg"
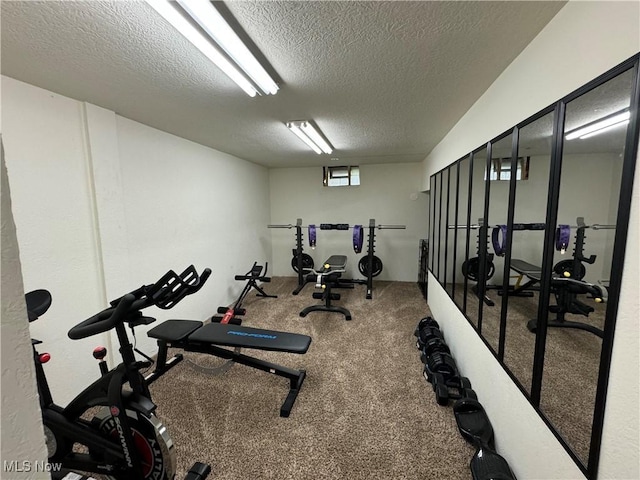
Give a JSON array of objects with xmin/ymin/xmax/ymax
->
[{"xmin": 152, "ymin": 340, "xmax": 307, "ymax": 417}]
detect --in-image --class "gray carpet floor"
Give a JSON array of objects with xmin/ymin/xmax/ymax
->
[{"xmin": 149, "ymin": 277, "xmax": 475, "ymax": 479}]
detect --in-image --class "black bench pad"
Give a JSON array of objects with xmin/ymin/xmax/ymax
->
[
  {"xmin": 322, "ymin": 255, "xmax": 347, "ymax": 272},
  {"xmin": 148, "ymin": 319, "xmax": 203, "ymax": 342},
  {"xmin": 189, "ymin": 323, "xmax": 311, "ymax": 354},
  {"xmin": 510, "ymin": 259, "xmax": 542, "ymax": 280}
]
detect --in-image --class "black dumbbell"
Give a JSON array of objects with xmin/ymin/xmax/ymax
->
[
  {"xmin": 419, "ymin": 336, "xmax": 451, "ymax": 364},
  {"xmin": 431, "ymin": 373, "xmax": 476, "ymax": 406},
  {"xmin": 414, "ymin": 316, "xmax": 439, "ymax": 337},
  {"xmin": 423, "ymin": 350, "xmax": 458, "ymax": 384},
  {"xmin": 416, "ymin": 324, "xmax": 444, "ymax": 350}
]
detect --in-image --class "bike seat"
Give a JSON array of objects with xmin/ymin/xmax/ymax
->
[{"xmin": 25, "ymin": 289, "xmax": 52, "ymax": 322}]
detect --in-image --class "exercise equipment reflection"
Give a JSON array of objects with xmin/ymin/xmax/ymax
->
[{"xmin": 507, "ymin": 218, "xmax": 612, "ymax": 337}]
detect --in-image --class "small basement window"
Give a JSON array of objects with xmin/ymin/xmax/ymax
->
[
  {"xmin": 323, "ymin": 166, "xmax": 360, "ymax": 187},
  {"xmin": 488, "ymin": 156, "xmax": 530, "ymax": 181}
]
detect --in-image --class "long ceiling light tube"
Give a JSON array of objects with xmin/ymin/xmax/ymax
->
[
  {"xmin": 300, "ymin": 122, "xmax": 333, "ymax": 154},
  {"xmin": 287, "ymin": 122, "xmax": 323, "ymax": 154},
  {"xmin": 565, "ymin": 110, "xmax": 630, "ymax": 140},
  {"xmin": 176, "ymin": 0, "xmax": 279, "ymax": 95},
  {"xmin": 146, "ymin": 0, "xmax": 276, "ymax": 97},
  {"xmin": 286, "ymin": 121, "xmax": 333, "ymax": 155}
]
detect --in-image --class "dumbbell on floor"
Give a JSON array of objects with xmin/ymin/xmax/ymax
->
[{"xmin": 431, "ymin": 373, "xmax": 476, "ymax": 406}]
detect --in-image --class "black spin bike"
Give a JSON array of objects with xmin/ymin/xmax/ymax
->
[{"xmin": 27, "ymin": 266, "xmax": 212, "ymax": 480}]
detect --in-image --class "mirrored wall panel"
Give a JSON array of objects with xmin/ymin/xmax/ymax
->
[
  {"xmin": 455, "ymin": 157, "xmax": 471, "ymax": 313},
  {"xmin": 445, "ymin": 165, "xmax": 458, "ymax": 297},
  {"xmin": 429, "ymin": 174, "xmax": 436, "ymax": 272},
  {"xmin": 481, "ymin": 133, "xmax": 513, "ymax": 353},
  {"xmin": 464, "ymin": 147, "xmax": 488, "ymax": 328},
  {"xmin": 539, "ymin": 67, "xmax": 634, "ymax": 467},
  {"xmin": 438, "ymin": 171, "xmax": 447, "ymax": 285},
  {"xmin": 434, "ymin": 172, "xmax": 441, "ymax": 277},
  {"xmin": 503, "ymin": 111, "xmax": 554, "ymax": 395},
  {"xmin": 427, "ymin": 55, "xmax": 639, "ymax": 478},
  {"xmin": 439, "ymin": 169, "xmax": 450, "ymax": 286}
]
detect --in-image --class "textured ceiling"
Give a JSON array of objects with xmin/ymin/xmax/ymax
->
[{"xmin": 1, "ymin": 1, "xmax": 566, "ymax": 168}]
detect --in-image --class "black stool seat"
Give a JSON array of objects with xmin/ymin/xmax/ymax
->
[
  {"xmin": 148, "ymin": 319, "xmax": 203, "ymax": 342},
  {"xmin": 188, "ymin": 323, "xmax": 311, "ymax": 354}
]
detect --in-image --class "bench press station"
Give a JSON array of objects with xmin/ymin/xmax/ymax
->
[
  {"xmin": 299, "ymin": 255, "xmax": 352, "ymax": 320},
  {"xmin": 144, "ymin": 265, "xmax": 312, "ymax": 417}
]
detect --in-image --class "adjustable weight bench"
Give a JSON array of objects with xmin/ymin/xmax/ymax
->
[
  {"xmin": 299, "ymin": 255, "xmax": 352, "ymax": 320},
  {"xmin": 502, "ymin": 259, "xmax": 542, "ymax": 297},
  {"xmin": 146, "ymin": 319, "xmax": 311, "ymax": 417}
]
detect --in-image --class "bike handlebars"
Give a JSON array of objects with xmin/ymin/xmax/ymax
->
[
  {"xmin": 68, "ymin": 294, "xmax": 136, "ymax": 340},
  {"xmin": 145, "ymin": 265, "xmax": 212, "ymax": 310},
  {"xmin": 68, "ymin": 265, "xmax": 211, "ymax": 340}
]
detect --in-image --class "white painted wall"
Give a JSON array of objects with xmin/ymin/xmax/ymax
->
[
  {"xmin": 1, "ymin": 138, "xmax": 49, "ymax": 479},
  {"xmin": 114, "ymin": 115, "xmax": 271, "ymax": 354},
  {"xmin": 269, "ymin": 164, "xmax": 428, "ymax": 283},
  {"xmin": 423, "ymin": 1, "xmax": 640, "ymax": 479},
  {"xmin": 2, "ymin": 77, "xmax": 109, "ymax": 406},
  {"xmin": 2, "ymin": 76, "xmax": 271, "ymax": 405}
]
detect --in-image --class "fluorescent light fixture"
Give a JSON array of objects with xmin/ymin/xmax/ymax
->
[
  {"xmin": 145, "ymin": 0, "xmax": 278, "ymax": 97},
  {"xmin": 286, "ymin": 121, "xmax": 334, "ymax": 154},
  {"xmin": 565, "ymin": 110, "xmax": 630, "ymax": 140},
  {"xmin": 176, "ymin": 0, "xmax": 279, "ymax": 95}
]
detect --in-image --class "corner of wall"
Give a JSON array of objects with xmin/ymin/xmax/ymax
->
[{"xmin": 0, "ymin": 136, "xmax": 49, "ymax": 476}]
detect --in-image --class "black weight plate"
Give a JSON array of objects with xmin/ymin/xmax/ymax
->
[
  {"xmin": 462, "ymin": 257, "xmax": 479, "ymax": 281},
  {"xmin": 291, "ymin": 253, "xmax": 314, "ymax": 273},
  {"xmin": 358, "ymin": 255, "xmax": 383, "ymax": 277},
  {"xmin": 486, "ymin": 260, "xmax": 495, "ymax": 280},
  {"xmin": 462, "ymin": 257, "xmax": 495, "ymax": 281},
  {"xmin": 553, "ymin": 259, "xmax": 586, "ymax": 280}
]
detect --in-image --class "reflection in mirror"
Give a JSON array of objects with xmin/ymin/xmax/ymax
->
[
  {"xmin": 539, "ymin": 68, "xmax": 634, "ymax": 466},
  {"xmin": 439, "ymin": 170, "xmax": 448, "ymax": 286},
  {"xmin": 502, "ymin": 111, "xmax": 555, "ymax": 395},
  {"xmin": 481, "ymin": 133, "xmax": 513, "ymax": 353},
  {"xmin": 434, "ymin": 171, "xmax": 442, "ymax": 279},
  {"xmin": 455, "ymin": 156, "xmax": 471, "ymax": 313},
  {"xmin": 489, "ymin": 156, "xmax": 530, "ymax": 180},
  {"xmin": 463, "ymin": 147, "xmax": 487, "ymax": 328},
  {"xmin": 429, "ymin": 174, "xmax": 437, "ymax": 273},
  {"xmin": 446, "ymin": 165, "xmax": 458, "ymax": 297}
]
